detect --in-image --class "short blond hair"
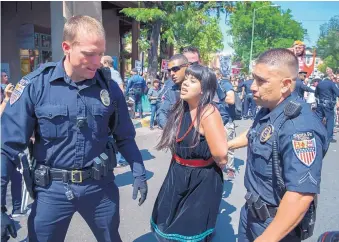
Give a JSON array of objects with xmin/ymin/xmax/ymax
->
[
  {"xmin": 101, "ymin": 56, "xmax": 113, "ymax": 67},
  {"xmin": 63, "ymin": 15, "xmax": 105, "ymax": 44}
]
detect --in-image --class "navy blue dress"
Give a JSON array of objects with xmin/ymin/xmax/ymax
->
[{"xmin": 151, "ymin": 107, "xmax": 224, "ymax": 242}]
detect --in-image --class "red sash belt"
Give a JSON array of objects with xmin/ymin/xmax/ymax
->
[{"xmin": 173, "ymin": 154, "xmax": 214, "ymax": 167}]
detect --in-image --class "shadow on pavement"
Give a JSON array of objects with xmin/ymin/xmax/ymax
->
[
  {"xmin": 213, "ymin": 181, "xmax": 237, "ymax": 242},
  {"xmin": 133, "ymin": 232, "xmax": 157, "ymax": 242},
  {"xmin": 140, "ymin": 149, "xmax": 156, "ymax": 161},
  {"xmin": 114, "ymin": 170, "xmax": 154, "ymax": 187}
]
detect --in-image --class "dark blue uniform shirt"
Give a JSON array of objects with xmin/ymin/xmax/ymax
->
[
  {"xmin": 238, "ymin": 80, "xmax": 253, "ymax": 95},
  {"xmin": 315, "ymin": 78, "xmax": 339, "ymax": 102},
  {"xmin": 125, "ymin": 74, "xmax": 146, "ymax": 96},
  {"xmin": 1, "ymin": 60, "xmax": 146, "ymax": 178},
  {"xmin": 244, "ymin": 93, "xmax": 328, "ymax": 206},
  {"xmin": 294, "ymin": 79, "xmax": 315, "ymax": 99}
]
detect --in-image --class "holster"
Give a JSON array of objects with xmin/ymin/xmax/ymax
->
[
  {"xmin": 295, "ymin": 197, "xmax": 317, "ymax": 240},
  {"xmin": 18, "ymin": 153, "xmax": 36, "ymax": 199},
  {"xmin": 245, "ymin": 192, "xmax": 271, "ymax": 222}
]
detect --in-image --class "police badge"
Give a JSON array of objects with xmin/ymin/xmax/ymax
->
[
  {"xmin": 260, "ymin": 124, "xmax": 274, "ymax": 143},
  {"xmin": 100, "ymin": 89, "xmax": 110, "ymax": 106}
]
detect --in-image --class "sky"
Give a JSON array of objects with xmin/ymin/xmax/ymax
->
[{"xmin": 220, "ymin": 1, "xmax": 339, "ymax": 54}]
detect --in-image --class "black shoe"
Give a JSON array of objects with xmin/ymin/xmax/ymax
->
[
  {"xmin": 150, "ymin": 127, "xmax": 154, "ymax": 130},
  {"xmin": 330, "ymin": 138, "xmax": 337, "ymax": 143}
]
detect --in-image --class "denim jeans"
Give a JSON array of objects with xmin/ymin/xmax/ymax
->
[{"xmin": 150, "ymin": 104, "xmax": 159, "ymax": 128}]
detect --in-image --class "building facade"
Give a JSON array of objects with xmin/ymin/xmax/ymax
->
[{"xmin": 1, "ymin": 1, "xmax": 141, "ymax": 83}]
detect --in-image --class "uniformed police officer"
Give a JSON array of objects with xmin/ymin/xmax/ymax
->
[
  {"xmin": 293, "ymin": 71, "xmax": 315, "ymax": 100},
  {"xmin": 315, "ymin": 76, "xmax": 339, "ymax": 143},
  {"xmin": 125, "ymin": 68, "xmax": 147, "ymax": 119},
  {"xmin": 238, "ymin": 76, "xmax": 256, "ymax": 119},
  {"xmin": 1, "ymin": 15, "xmax": 147, "ymax": 242},
  {"xmin": 228, "ymin": 48, "xmax": 328, "ymax": 242}
]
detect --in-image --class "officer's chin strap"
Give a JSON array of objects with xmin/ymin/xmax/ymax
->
[{"xmin": 272, "ymin": 100, "xmax": 302, "ymax": 202}]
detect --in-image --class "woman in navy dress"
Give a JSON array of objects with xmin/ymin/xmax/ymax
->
[{"xmin": 151, "ymin": 64, "xmax": 229, "ymax": 242}]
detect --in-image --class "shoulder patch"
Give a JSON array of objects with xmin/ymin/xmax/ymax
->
[
  {"xmin": 292, "ymin": 131, "xmax": 316, "ymax": 167},
  {"xmin": 10, "ymin": 78, "xmax": 30, "ymax": 105}
]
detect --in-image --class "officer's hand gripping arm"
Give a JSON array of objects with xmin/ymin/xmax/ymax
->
[{"xmin": 228, "ymin": 129, "xmax": 249, "ymax": 150}]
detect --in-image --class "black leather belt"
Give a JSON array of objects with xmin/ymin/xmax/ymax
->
[{"xmin": 36, "ymin": 165, "xmax": 93, "ymax": 183}]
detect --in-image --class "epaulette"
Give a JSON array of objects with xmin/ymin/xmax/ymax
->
[{"xmin": 24, "ymin": 62, "xmax": 57, "ymax": 81}]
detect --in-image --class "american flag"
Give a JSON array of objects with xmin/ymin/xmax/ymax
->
[{"xmin": 292, "ymin": 138, "xmax": 316, "ymax": 167}]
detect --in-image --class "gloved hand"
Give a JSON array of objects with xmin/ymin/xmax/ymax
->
[
  {"xmin": 1, "ymin": 207, "xmax": 17, "ymax": 241},
  {"xmin": 132, "ymin": 177, "xmax": 148, "ymax": 206}
]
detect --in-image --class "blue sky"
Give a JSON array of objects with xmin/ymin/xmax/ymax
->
[{"xmin": 220, "ymin": 1, "xmax": 339, "ymax": 53}]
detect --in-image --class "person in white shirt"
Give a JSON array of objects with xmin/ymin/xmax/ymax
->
[{"xmin": 306, "ymin": 77, "xmax": 320, "ymax": 111}]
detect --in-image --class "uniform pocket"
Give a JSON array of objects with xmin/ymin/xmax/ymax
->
[
  {"xmin": 90, "ymin": 104, "xmax": 111, "ymax": 136},
  {"xmin": 251, "ymin": 143, "xmax": 273, "ymax": 177},
  {"xmin": 36, "ymin": 104, "xmax": 69, "ymax": 139}
]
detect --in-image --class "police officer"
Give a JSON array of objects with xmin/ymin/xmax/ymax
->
[
  {"xmin": 156, "ymin": 54, "xmax": 189, "ymax": 128},
  {"xmin": 293, "ymin": 71, "xmax": 315, "ymax": 100},
  {"xmin": 239, "ymin": 76, "xmax": 256, "ymax": 119},
  {"xmin": 125, "ymin": 68, "xmax": 146, "ymax": 119},
  {"xmin": 1, "ymin": 15, "xmax": 147, "ymax": 242},
  {"xmin": 315, "ymin": 76, "xmax": 339, "ymax": 143},
  {"xmin": 228, "ymin": 48, "xmax": 328, "ymax": 242}
]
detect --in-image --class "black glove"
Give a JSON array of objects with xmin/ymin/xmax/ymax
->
[
  {"xmin": 132, "ymin": 177, "xmax": 148, "ymax": 206},
  {"xmin": 1, "ymin": 207, "xmax": 17, "ymax": 241}
]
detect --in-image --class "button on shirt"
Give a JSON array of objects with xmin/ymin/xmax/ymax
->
[
  {"xmin": 1, "ymin": 60, "xmax": 145, "ymax": 177},
  {"xmin": 244, "ymin": 93, "xmax": 328, "ymax": 206}
]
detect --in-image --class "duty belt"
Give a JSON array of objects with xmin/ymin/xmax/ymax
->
[{"xmin": 36, "ymin": 165, "xmax": 94, "ymax": 183}]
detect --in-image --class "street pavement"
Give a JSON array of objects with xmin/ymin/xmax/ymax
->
[{"xmin": 7, "ymin": 119, "xmax": 339, "ymax": 242}]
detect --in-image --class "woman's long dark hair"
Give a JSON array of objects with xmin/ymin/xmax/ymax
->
[{"xmin": 156, "ymin": 64, "xmax": 217, "ymax": 153}]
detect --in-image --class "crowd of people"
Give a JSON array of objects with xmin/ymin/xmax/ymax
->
[{"xmin": 1, "ymin": 14, "xmax": 339, "ymax": 242}]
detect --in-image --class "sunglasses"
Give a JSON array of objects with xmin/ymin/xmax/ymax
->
[{"xmin": 167, "ymin": 64, "xmax": 188, "ymax": 73}]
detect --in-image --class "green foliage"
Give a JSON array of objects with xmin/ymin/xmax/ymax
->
[
  {"xmin": 317, "ymin": 15, "xmax": 339, "ymax": 71},
  {"xmin": 229, "ymin": 1, "xmax": 306, "ymax": 68},
  {"xmin": 121, "ymin": 1, "xmax": 230, "ymax": 65},
  {"xmin": 120, "ymin": 8, "xmax": 166, "ymax": 22}
]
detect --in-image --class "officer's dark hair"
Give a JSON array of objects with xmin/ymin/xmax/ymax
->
[
  {"xmin": 256, "ymin": 48, "xmax": 299, "ymax": 80},
  {"xmin": 181, "ymin": 46, "xmax": 201, "ymax": 59},
  {"xmin": 63, "ymin": 15, "xmax": 105, "ymax": 45},
  {"xmin": 169, "ymin": 54, "xmax": 188, "ymax": 65},
  {"xmin": 156, "ymin": 64, "xmax": 217, "ymax": 152}
]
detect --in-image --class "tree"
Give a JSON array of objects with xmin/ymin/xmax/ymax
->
[
  {"xmin": 229, "ymin": 1, "xmax": 306, "ymax": 71},
  {"xmin": 316, "ymin": 15, "xmax": 339, "ymax": 72},
  {"xmin": 121, "ymin": 2, "xmax": 232, "ymax": 80}
]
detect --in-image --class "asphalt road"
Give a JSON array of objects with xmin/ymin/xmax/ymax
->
[{"xmin": 7, "ymin": 119, "xmax": 339, "ymax": 242}]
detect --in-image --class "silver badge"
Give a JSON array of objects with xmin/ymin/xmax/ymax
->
[{"xmin": 100, "ymin": 89, "xmax": 110, "ymax": 106}]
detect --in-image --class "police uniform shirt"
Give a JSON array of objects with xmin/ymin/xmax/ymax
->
[
  {"xmin": 315, "ymin": 78, "xmax": 339, "ymax": 101},
  {"xmin": 1, "ymin": 60, "xmax": 146, "ymax": 178},
  {"xmin": 244, "ymin": 93, "xmax": 328, "ymax": 206},
  {"xmin": 238, "ymin": 80, "xmax": 253, "ymax": 95}
]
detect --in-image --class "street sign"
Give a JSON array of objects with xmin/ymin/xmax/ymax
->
[{"xmin": 135, "ymin": 60, "xmax": 142, "ymax": 73}]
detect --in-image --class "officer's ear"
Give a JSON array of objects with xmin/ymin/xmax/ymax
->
[
  {"xmin": 281, "ymin": 78, "xmax": 292, "ymax": 94},
  {"xmin": 62, "ymin": 41, "xmax": 72, "ymax": 55}
]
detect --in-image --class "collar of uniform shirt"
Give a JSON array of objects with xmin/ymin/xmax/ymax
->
[{"xmin": 259, "ymin": 92, "xmax": 298, "ymax": 123}]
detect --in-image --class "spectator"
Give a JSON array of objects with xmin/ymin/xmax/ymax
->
[
  {"xmin": 101, "ymin": 56, "xmax": 124, "ymax": 92},
  {"xmin": 147, "ymin": 79, "xmax": 162, "ymax": 130}
]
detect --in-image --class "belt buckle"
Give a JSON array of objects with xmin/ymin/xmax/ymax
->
[{"xmin": 71, "ymin": 170, "xmax": 83, "ymax": 183}]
